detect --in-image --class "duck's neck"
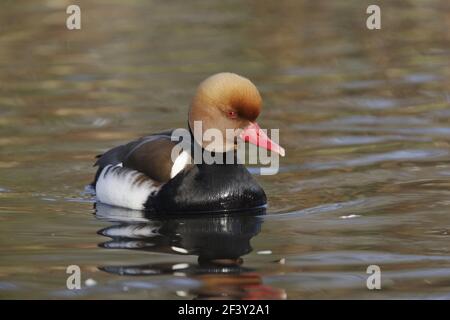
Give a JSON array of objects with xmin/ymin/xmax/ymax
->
[{"xmin": 187, "ymin": 124, "xmax": 238, "ymax": 166}]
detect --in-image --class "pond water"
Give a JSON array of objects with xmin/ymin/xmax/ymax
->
[{"xmin": 0, "ymin": 0, "xmax": 449, "ymax": 299}]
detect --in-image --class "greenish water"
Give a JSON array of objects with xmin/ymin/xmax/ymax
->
[{"xmin": 0, "ymin": 0, "xmax": 449, "ymax": 299}]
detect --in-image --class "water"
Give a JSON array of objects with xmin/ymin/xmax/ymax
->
[{"xmin": 0, "ymin": 0, "xmax": 449, "ymax": 299}]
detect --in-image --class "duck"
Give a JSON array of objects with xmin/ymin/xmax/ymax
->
[{"xmin": 92, "ymin": 72, "xmax": 285, "ymax": 213}]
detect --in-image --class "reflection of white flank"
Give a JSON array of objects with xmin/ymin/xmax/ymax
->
[
  {"xmin": 172, "ymin": 263, "xmax": 189, "ymax": 270},
  {"xmin": 102, "ymin": 225, "xmax": 160, "ymax": 238},
  {"xmin": 171, "ymin": 246, "xmax": 189, "ymax": 254}
]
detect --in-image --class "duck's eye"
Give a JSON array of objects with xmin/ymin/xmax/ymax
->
[{"xmin": 227, "ymin": 110, "xmax": 238, "ymax": 119}]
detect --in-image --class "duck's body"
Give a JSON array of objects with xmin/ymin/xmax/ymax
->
[
  {"xmin": 92, "ymin": 73, "xmax": 283, "ymax": 213},
  {"xmin": 93, "ymin": 129, "xmax": 266, "ymax": 212}
]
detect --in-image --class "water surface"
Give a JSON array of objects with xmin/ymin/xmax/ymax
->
[{"xmin": 0, "ymin": 0, "xmax": 449, "ymax": 299}]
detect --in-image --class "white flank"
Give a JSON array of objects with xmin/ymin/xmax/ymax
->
[
  {"xmin": 96, "ymin": 165, "xmax": 158, "ymax": 210},
  {"xmin": 170, "ymin": 150, "xmax": 191, "ymax": 178}
]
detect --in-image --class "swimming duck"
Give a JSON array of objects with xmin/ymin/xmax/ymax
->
[{"xmin": 92, "ymin": 73, "xmax": 284, "ymax": 213}]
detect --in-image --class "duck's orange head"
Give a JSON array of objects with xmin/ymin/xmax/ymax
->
[{"xmin": 188, "ymin": 72, "xmax": 284, "ymax": 156}]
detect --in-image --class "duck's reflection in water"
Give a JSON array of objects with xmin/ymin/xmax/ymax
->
[{"xmin": 95, "ymin": 203, "xmax": 286, "ymax": 299}]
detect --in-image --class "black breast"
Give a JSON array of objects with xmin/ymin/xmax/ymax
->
[{"xmin": 146, "ymin": 162, "xmax": 267, "ymax": 214}]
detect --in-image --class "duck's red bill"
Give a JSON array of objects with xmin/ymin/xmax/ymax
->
[{"xmin": 240, "ymin": 122, "xmax": 285, "ymax": 157}]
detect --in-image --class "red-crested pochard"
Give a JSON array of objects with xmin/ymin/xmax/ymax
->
[{"xmin": 92, "ymin": 73, "xmax": 284, "ymax": 213}]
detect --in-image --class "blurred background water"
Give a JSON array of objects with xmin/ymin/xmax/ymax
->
[{"xmin": 0, "ymin": 0, "xmax": 449, "ymax": 299}]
